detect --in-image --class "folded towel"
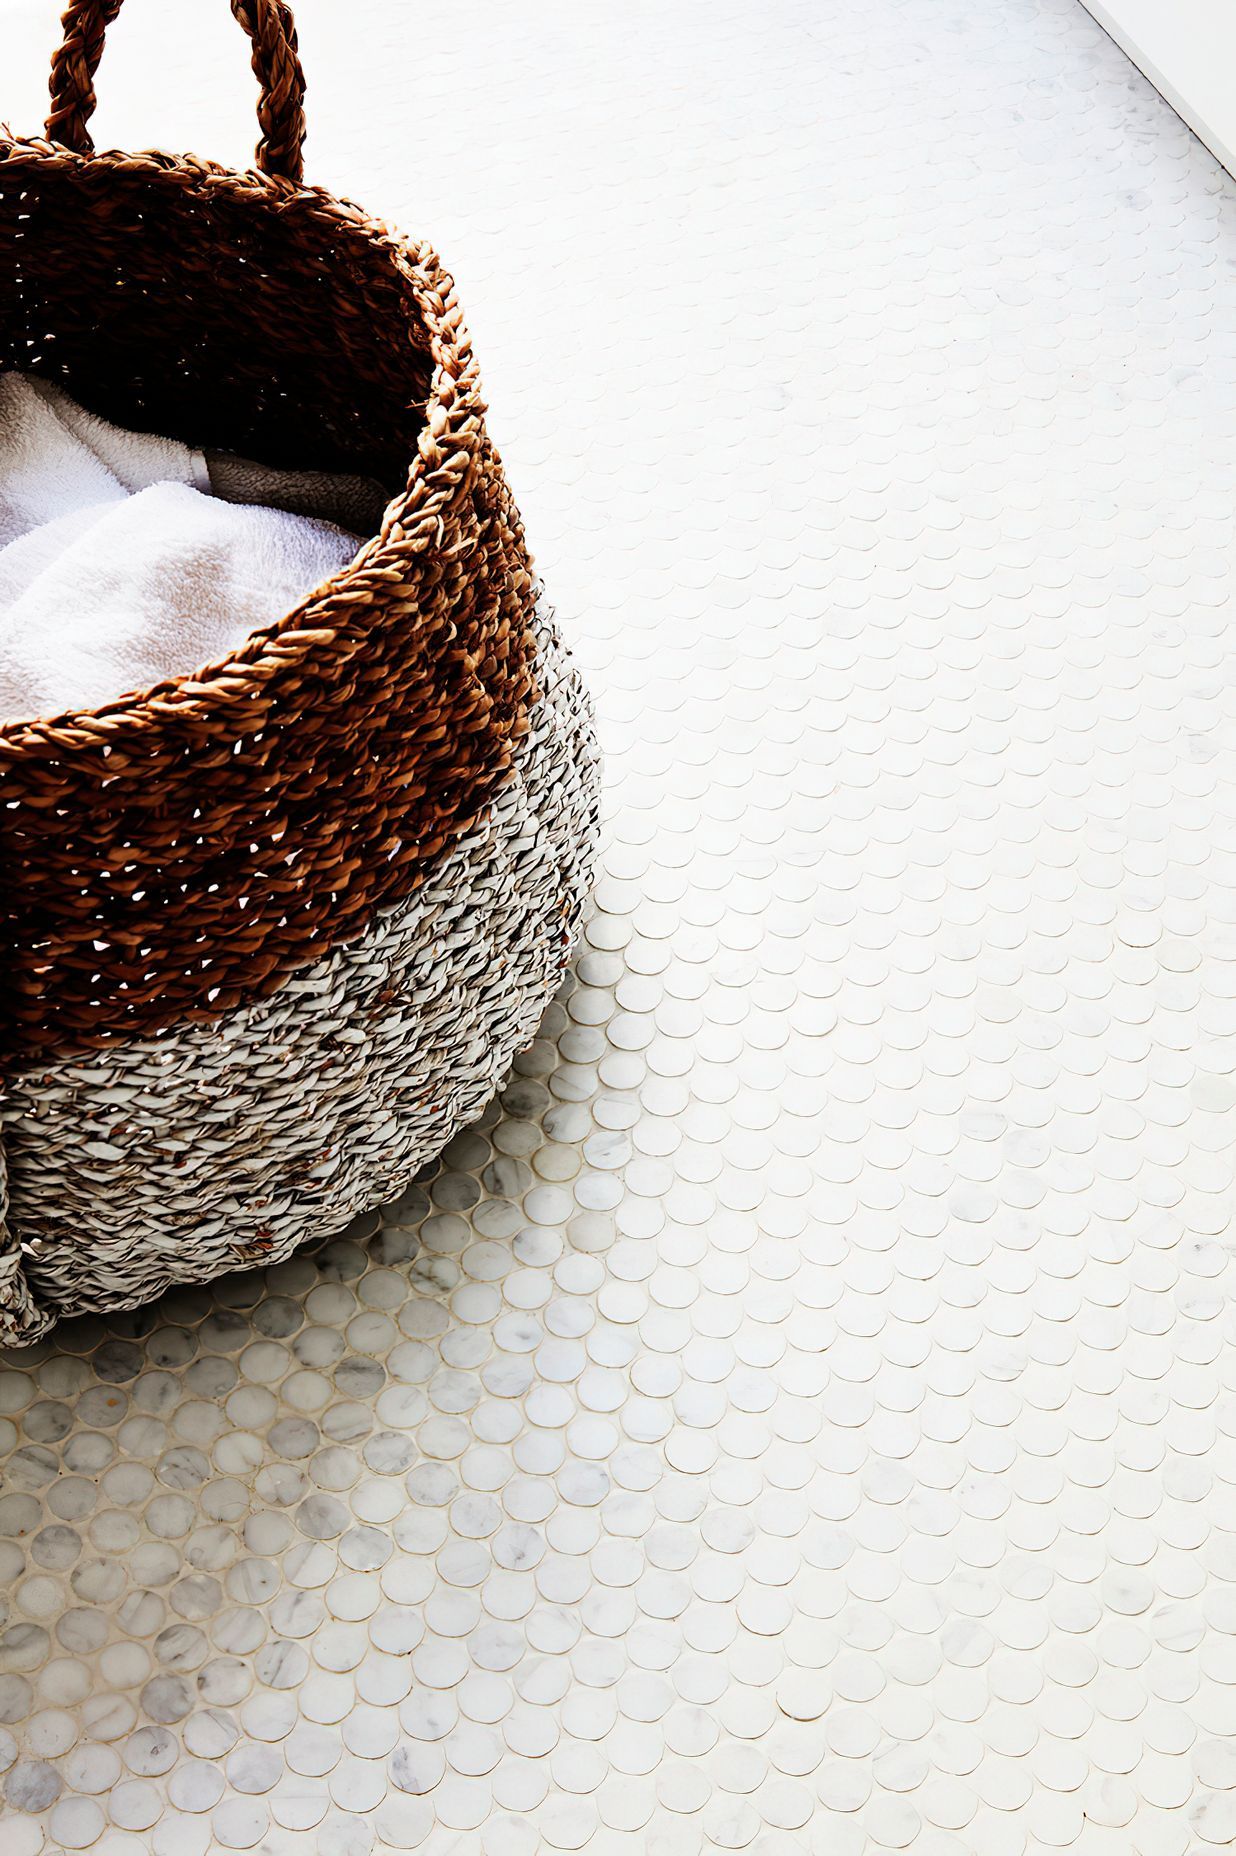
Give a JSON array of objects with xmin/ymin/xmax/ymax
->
[
  {"xmin": 15, "ymin": 374, "xmax": 213, "ymax": 505},
  {"xmin": 0, "ymin": 373, "xmax": 389, "ymax": 723}
]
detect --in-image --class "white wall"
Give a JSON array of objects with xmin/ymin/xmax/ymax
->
[{"xmin": 1082, "ymin": 0, "xmax": 1236, "ymax": 179}]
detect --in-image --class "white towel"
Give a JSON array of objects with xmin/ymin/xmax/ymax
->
[{"xmin": 0, "ymin": 373, "xmax": 388, "ymax": 722}]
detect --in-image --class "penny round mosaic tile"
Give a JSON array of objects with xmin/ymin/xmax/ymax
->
[{"xmin": 4, "ymin": 0, "xmax": 1236, "ymax": 1848}]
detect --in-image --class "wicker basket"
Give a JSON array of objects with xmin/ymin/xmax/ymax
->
[{"xmin": 0, "ymin": 0, "xmax": 600, "ymax": 1345}]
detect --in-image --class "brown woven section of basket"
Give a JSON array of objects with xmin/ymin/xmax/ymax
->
[{"xmin": 0, "ymin": 142, "xmax": 540, "ymax": 1060}]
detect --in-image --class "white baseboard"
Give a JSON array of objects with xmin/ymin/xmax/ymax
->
[{"xmin": 1081, "ymin": 0, "xmax": 1236, "ymax": 180}]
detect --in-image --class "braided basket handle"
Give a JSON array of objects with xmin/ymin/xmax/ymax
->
[{"xmin": 45, "ymin": 0, "xmax": 307, "ymax": 183}]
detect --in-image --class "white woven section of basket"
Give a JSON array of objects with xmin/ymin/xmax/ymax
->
[{"xmin": 0, "ymin": 600, "xmax": 600, "ymax": 1346}]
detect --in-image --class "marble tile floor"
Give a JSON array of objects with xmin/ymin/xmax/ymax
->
[{"xmin": 3, "ymin": 0, "xmax": 1236, "ymax": 1848}]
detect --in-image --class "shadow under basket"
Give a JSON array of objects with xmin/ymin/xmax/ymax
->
[{"xmin": 0, "ymin": 0, "xmax": 601, "ymax": 1346}]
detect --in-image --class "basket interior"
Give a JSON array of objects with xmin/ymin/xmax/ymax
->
[{"xmin": 0, "ymin": 151, "xmax": 435, "ymax": 488}]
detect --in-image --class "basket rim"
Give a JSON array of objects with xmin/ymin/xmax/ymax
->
[{"xmin": 0, "ymin": 135, "xmax": 481, "ymax": 752}]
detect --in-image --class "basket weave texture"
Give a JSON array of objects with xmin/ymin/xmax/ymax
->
[{"xmin": 0, "ymin": 0, "xmax": 601, "ymax": 1344}]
